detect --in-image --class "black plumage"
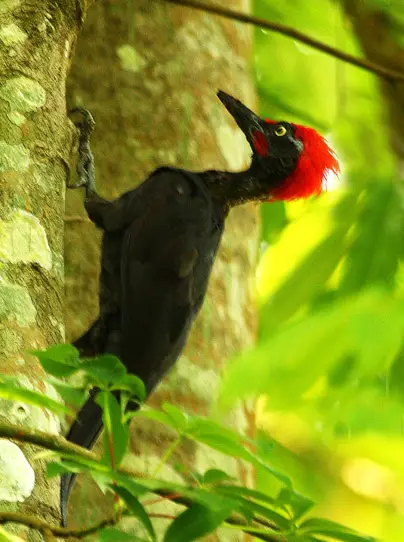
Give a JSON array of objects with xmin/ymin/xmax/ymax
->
[{"xmin": 61, "ymin": 91, "xmax": 337, "ymax": 525}]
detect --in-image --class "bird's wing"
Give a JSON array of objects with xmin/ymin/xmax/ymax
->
[
  {"xmin": 118, "ymin": 168, "xmax": 223, "ymax": 394},
  {"xmin": 63, "ymin": 169, "xmax": 223, "ymax": 524}
]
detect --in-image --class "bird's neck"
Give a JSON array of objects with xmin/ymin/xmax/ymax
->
[{"xmin": 199, "ymin": 160, "xmax": 275, "ymax": 209}]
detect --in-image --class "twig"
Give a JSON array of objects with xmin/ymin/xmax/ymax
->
[
  {"xmin": 0, "ymin": 509, "xmax": 287, "ymax": 542},
  {"xmin": 0, "ymin": 422, "xmax": 287, "ymax": 541},
  {"xmin": 0, "ymin": 511, "xmax": 118, "ymax": 539},
  {"xmin": 143, "ymin": 492, "xmax": 182, "ymax": 506},
  {"xmin": 0, "ymin": 421, "xmax": 97, "ymax": 461},
  {"xmin": 161, "ymin": 0, "xmax": 404, "ymax": 82}
]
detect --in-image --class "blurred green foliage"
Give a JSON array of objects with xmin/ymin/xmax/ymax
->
[
  {"xmin": 19, "ymin": 345, "xmax": 374, "ymax": 542},
  {"xmin": 219, "ymin": 1, "xmax": 404, "ymax": 540}
]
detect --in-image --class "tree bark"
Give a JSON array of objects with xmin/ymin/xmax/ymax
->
[
  {"xmin": 65, "ymin": 0, "xmax": 258, "ymax": 537},
  {"xmin": 0, "ymin": 0, "xmax": 90, "ymax": 533}
]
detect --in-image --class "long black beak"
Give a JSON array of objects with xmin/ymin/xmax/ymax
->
[{"xmin": 217, "ymin": 90, "xmax": 264, "ymax": 145}]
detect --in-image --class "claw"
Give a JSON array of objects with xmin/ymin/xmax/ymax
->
[
  {"xmin": 66, "ymin": 180, "xmax": 87, "ymax": 189},
  {"xmin": 69, "ymin": 107, "xmax": 95, "ymax": 137},
  {"xmin": 68, "ymin": 107, "xmax": 97, "ymax": 197}
]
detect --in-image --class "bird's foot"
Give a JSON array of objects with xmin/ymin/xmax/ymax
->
[
  {"xmin": 70, "ymin": 107, "xmax": 95, "ymax": 138},
  {"xmin": 68, "ymin": 107, "xmax": 97, "ymax": 197}
]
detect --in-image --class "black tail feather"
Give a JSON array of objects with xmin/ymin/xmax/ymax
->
[{"xmin": 60, "ymin": 389, "xmax": 103, "ymax": 527}]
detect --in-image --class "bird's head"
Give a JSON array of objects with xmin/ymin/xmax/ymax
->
[{"xmin": 217, "ymin": 90, "xmax": 340, "ymax": 201}]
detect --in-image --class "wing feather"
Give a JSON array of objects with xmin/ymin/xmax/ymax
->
[{"xmin": 118, "ymin": 169, "xmax": 222, "ymax": 393}]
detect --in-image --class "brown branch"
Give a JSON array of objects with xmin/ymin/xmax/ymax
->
[
  {"xmin": 0, "ymin": 420, "xmax": 326, "ymax": 541},
  {"xmin": 0, "ymin": 511, "xmax": 118, "ymax": 539},
  {"xmin": 0, "ymin": 421, "xmax": 97, "ymax": 461},
  {"xmin": 0, "ymin": 509, "xmax": 288, "ymax": 542},
  {"xmin": 161, "ymin": 0, "xmax": 404, "ymax": 82},
  {"xmin": 0, "ymin": 422, "xmax": 290, "ymax": 541}
]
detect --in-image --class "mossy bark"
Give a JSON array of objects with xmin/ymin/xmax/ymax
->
[
  {"xmin": 65, "ymin": 0, "xmax": 258, "ymax": 538},
  {"xmin": 0, "ymin": 0, "xmax": 91, "ymax": 533}
]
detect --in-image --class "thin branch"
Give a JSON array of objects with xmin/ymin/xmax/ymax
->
[
  {"xmin": 0, "ymin": 422, "xmax": 287, "ymax": 541},
  {"xmin": 0, "ymin": 511, "xmax": 118, "ymax": 539},
  {"xmin": 161, "ymin": 0, "xmax": 404, "ymax": 82},
  {"xmin": 0, "ymin": 509, "xmax": 287, "ymax": 542},
  {"xmin": 0, "ymin": 421, "xmax": 97, "ymax": 461}
]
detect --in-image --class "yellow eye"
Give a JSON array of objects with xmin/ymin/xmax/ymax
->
[{"xmin": 275, "ymin": 126, "xmax": 287, "ymax": 137}]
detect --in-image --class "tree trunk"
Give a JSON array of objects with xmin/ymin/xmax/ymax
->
[
  {"xmin": 65, "ymin": 0, "xmax": 258, "ymax": 537},
  {"xmin": 0, "ymin": 0, "xmax": 91, "ymax": 533}
]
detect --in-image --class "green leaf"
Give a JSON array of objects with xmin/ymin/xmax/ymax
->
[
  {"xmin": 260, "ymin": 229, "xmax": 348, "ymax": 336},
  {"xmin": 201, "ymin": 469, "xmax": 235, "ymax": 485},
  {"xmin": 163, "ymin": 502, "xmax": 235, "ymax": 542},
  {"xmin": 30, "ymin": 344, "xmax": 80, "ymax": 377},
  {"xmin": 214, "ymin": 485, "xmax": 276, "ymax": 507},
  {"xmin": 47, "ymin": 378, "xmax": 87, "ymax": 407},
  {"xmin": 98, "ymin": 527, "xmax": 149, "ymax": 542},
  {"xmin": 112, "ymin": 473, "xmax": 156, "ymax": 499},
  {"xmin": 113, "ymin": 485, "xmax": 155, "ymax": 540},
  {"xmin": 47, "ymin": 455, "xmax": 117, "ymax": 480},
  {"xmin": 80, "ymin": 355, "xmax": 126, "ymax": 385},
  {"xmin": 47, "ymin": 460, "xmax": 86, "ymax": 478},
  {"xmin": 260, "ymin": 191, "xmax": 358, "ymax": 335},
  {"xmin": 114, "ymin": 473, "xmax": 237, "ymax": 512},
  {"xmin": 98, "ymin": 391, "xmax": 129, "ymax": 467},
  {"xmin": 138, "ymin": 407, "xmax": 179, "ymax": 428},
  {"xmin": 220, "ymin": 289, "xmax": 404, "ymax": 409},
  {"xmin": 340, "ymin": 181, "xmax": 403, "ymax": 295},
  {"xmin": 162, "ymin": 403, "xmax": 189, "ymax": 432},
  {"xmin": 299, "ymin": 518, "xmax": 376, "ymax": 541},
  {"xmin": 0, "ymin": 381, "xmax": 71, "ymax": 415},
  {"xmin": 139, "ymin": 407, "xmax": 291, "ymax": 489},
  {"xmin": 114, "ymin": 373, "xmax": 146, "ymax": 402},
  {"xmin": 0, "ymin": 527, "xmax": 25, "ymax": 542},
  {"xmin": 214, "ymin": 486, "xmax": 290, "ymax": 529},
  {"xmin": 260, "ymin": 200, "xmax": 288, "ymax": 244},
  {"xmin": 276, "ymin": 488, "xmax": 314, "ymax": 521},
  {"xmin": 186, "ymin": 417, "xmax": 291, "ymax": 487}
]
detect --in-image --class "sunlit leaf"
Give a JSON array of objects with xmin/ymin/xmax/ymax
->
[
  {"xmin": 276, "ymin": 487, "xmax": 314, "ymax": 521},
  {"xmin": 163, "ymin": 502, "xmax": 235, "ymax": 542},
  {"xmin": 81, "ymin": 355, "xmax": 126, "ymax": 385},
  {"xmin": 162, "ymin": 403, "xmax": 189, "ymax": 432},
  {"xmin": 201, "ymin": 469, "xmax": 235, "ymax": 485},
  {"xmin": 30, "ymin": 344, "xmax": 80, "ymax": 377},
  {"xmin": 186, "ymin": 417, "xmax": 292, "ymax": 487},
  {"xmin": 113, "ymin": 485, "xmax": 155, "ymax": 540},
  {"xmin": 299, "ymin": 518, "xmax": 376, "ymax": 541},
  {"xmin": 47, "ymin": 378, "xmax": 87, "ymax": 407},
  {"xmin": 259, "ymin": 191, "xmax": 358, "ymax": 335},
  {"xmin": 0, "ymin": 381, "xmax": 71, "ymax": 415},
  {"xmin": 98, "ymin": 391, "xmax": 129, "ymax": 467},
  {"xmin": 339, "ymin": 181, "xmax": 403, "ymax": 294},
  {"xmin": 214, "ymin": 485, "xmax": 290, "ymax": 529},
  {"xmin": 220, "ymin": 289, "xmax": 404, "ymax": 410},
  {"xmin": 47, "ymin": 460, "xmax": 84, "ymax": 478},
  {"xmin": 113, "ymin": 373, "xmax": 146, "ymax": 402},
  {"xmin": 0, "ymin": 527, "xmax": 25, "ymax": 542}
]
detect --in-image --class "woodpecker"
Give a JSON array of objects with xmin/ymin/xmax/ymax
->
[{"xmin": 61, "ymin": 91, "xmax": 339, "ymax": 525}]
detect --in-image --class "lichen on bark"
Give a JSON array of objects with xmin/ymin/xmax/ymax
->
[
  {"xmin": 65, "ymin": 1, "xmax": 258, "ymax": 537},
  {"xmin": 0, "ymin": 0, "xmax": 89, "ymax": 530}
]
